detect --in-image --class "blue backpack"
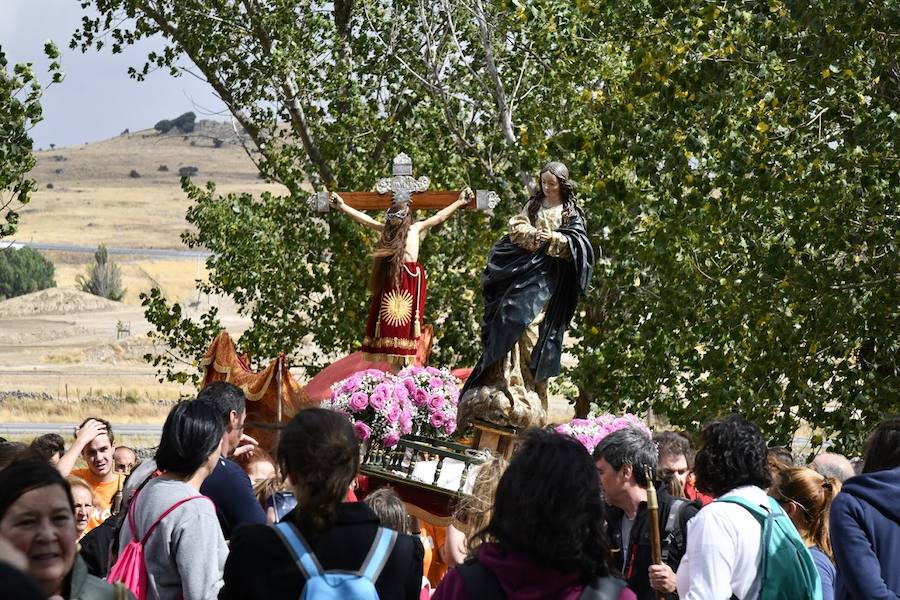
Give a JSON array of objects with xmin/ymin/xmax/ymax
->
[
  {"xmin": 272, "ymin": 521, "xmax": 398, "ymax": 600},
  {"xmin": 717, "ymin": 495, "xmax": 822, "ymax": 600}
]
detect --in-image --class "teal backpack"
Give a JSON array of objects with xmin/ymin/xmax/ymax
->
[
  {"xmin": 717, "ymin": 495, "xmax": 822, "ymax": 600},
  {"xmin": 272, "ymin": 521, "xmax": 398, "ymax": 600}
]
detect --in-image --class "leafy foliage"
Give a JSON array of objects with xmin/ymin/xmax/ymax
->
[
  {"xmin": 0, "ymin": 247, "xmax": 55, "ymax": 300},
  {"xmin": 76, "ymin": 244, "xmax": 126, "ymax": 301},
  {"xmin": 0, "ymin": 42, "xmax": 63, "ymax": 240},
  {"xmin": 77, "ymin": 0, "xmax": 898, "ymax": 452}
]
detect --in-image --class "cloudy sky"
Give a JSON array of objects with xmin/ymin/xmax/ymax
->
[{"xmin": 2, "ymin": 0, "xmax": 227, "ymax": 149}]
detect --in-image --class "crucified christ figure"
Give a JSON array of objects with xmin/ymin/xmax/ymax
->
[{"xmin": 329, "ymin": 187, "xmax": 473, "ymax": 365}]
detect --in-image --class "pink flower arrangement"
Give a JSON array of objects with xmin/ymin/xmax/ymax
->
[
  {"xmin": 324, "ymin": 369, "xmax": 412, "ymax": 448},
  {"xmin": 396, "ymin": 365, "xmax": 460, "ymax": 438},
  {"xmin": 555, "ymin": 413, "xmax": 651, "ymax": 454},
  {"xmin": 324, "ymin": 366, "xmax": 462, "ymax": 447}
]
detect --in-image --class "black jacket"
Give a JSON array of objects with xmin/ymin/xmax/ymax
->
[
  {"xmin": 219, "ymin": 502, "xmax": 424, "ymax": 600},
  {"xmin": 605, "ymin": 489, "xmax": 699, "ymax": 600}
]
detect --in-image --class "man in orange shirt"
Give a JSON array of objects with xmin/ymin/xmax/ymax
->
[{"xmin": 56, "ymin": 417, "xmax": 120, "ymax": 530}]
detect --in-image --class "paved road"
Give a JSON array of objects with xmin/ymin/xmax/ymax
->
[
  {"xmin": 2, "ymin": 241, "xmax": 211, "ymax": 260},
  {"xmin": 0, "ymin": 422, "xmax": 162, "ymax": 436}
]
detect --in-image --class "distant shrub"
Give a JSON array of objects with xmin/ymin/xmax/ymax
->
[
  {"xmin": 54, "ymin": 168, "xmax": 62, "ymax": 174},
  {"xmin": 0, "ymin": 247, "xmax": 56, "ymax": 300},
  {"xmin": 213, "ymin": 138, "xmax": 224, "ymax": 148},
  {"xmin": 158, "ymin": 164, "xmax": 169, "ymax": 172},
  {"xmin": 46, "ymin": 182, "xmax": 54, "ymax": 189},
  {"xmin": 129, "ymin": 169, "xmax": 141, "ymax": 178},
  {"xmin": 172, "ymin": 112, "xmax": 196, "ymax": 133},
  {"xmin": 76, "ymin": 244, "xmax": 125, "ymax": 301},
  {"xmin": 52, "ymin": 155, "xmax": 66, "ymax": 162},
  {"xmin": 154, "ymin": 119, "xmax": 174, "ymax": 134},
  {"xmin": 190, "ymin": 140, "xmax": 196, "ymax": 146},
  {"xmin": 155, "ymin": 112, "xmax": 196, "ymax": 134},
  {"xmin": 178, "ymin": 166, "xmax": 199, "ymax": 178}
]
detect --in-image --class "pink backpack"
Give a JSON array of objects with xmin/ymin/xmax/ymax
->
[{"xmin": 107, "ymin": 492, "xmax": 208, "ymax": 600}]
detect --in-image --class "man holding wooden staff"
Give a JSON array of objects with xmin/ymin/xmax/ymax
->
[{"xmin": 594, "ymin": 428, "xmax": 700, "ymax": 600}]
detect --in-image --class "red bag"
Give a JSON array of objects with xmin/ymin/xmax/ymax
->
[{"xmin": 107, "ymin": 492, "xmax": 207, "ymax": 600}]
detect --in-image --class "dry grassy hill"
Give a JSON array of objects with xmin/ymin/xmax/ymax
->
[
  {"xmin": 20, "ymin": 119, "xmax": 289, "ymax": 249},
  {"xmin": 0, "ymin": 120, "xmax": 283, "ymax": 419}
]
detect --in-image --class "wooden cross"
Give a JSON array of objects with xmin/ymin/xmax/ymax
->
[{"xmin": 307, "ymin": 153, "xmax": 500, "ymax": 212}]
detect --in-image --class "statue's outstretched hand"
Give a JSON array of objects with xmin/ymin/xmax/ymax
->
[
  {"xmin": 457, "ymin": 187, "xmax": 474, "ymax": 205},
  {"xmin": 328, "ymin": 191, "xmax": 345, "ymax": 210}
]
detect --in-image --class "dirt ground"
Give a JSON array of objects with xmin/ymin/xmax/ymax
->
[{"xmin": 0, "ymin": 287, "xmax": 252, "ymax": 423}]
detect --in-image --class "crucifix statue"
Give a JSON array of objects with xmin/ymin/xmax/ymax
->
[{"xmin": 308, "ymin": 153, "xmax": 499, "ymax": 366}]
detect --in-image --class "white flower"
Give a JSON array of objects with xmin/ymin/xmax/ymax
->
[
  {"xmin": 826, "ymin": 140, "xmax": 839, "ymax": 150},
  {"xmin": 688, "ymin": 156, "xmax": 700, "ymax": 171}
]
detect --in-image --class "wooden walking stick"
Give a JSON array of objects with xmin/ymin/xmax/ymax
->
[{"xmin": 645, "ymin": 466, "xmax": 665, "ymax": 600}]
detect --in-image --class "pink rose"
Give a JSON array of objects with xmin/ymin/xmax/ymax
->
[
  {"xmin": 429, "ymin": 412, "xmax": 445, "ymax": 429},
  {"xmin": 348, "ymin": 392, "xmax": 369, "ymax": 412},
  {"xmin": 387, "ymin": 404, "xmax": 401, "ymax": 424},
  {"xmin": 428, "ymin": 394, "xmax": 445, "ymax": 411},
  {"xmin": 374, "ymin": 382, "xmax": 393, "ymax": 398},
  {"xmin": 426, "ymin": 367, "xmax": 440, "ymax": 376},
  {"xmin": 444, "ymin": 418, "xmax": 457, "ymax": 435},
  {"xmin": 428, "ymin": 377, "xmax": 443, "ymax": 389},
  {"xmin": 353, "ymin": 421, "xmax": 372, "ymax": 441},
  {"xmin": 394, "ymin": 385, "xmax": 409, "ymax": 403},
  {"xmin": 403, "ymin": 378, "xmax": 417, "ymax": 394},
  {"xmin": 369, "ymin": 391, "xmax": 388, "ymax": 411},
  {"xmin": 413, "ymin": 388, "xmax": 429, "ymax": 407},
  {"xmin": 383, "ymin": 431, "xmax": 401, "ymax": 447},
  {"xmin": 342, "ymin": 377, "xmax": 361, "ymax": 393},
  {"xmin": 399, "ymin": 410, "xmax": 413, "ymax": 433}
]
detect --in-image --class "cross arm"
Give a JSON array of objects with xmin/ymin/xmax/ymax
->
[{"xmin": 308, "ymin": 190, "xmax": 500, "ymax": 213}]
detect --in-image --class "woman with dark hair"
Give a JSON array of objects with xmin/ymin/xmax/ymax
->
[
  {"xmin": 329, "ymin": 186, "xmax": 472, "ymax": 366},
  {"xmin": 829, "ymin": 415, "xmax": 900, "ymax": 599},
  {"xmin": 220, "ymin": 408, "xmax": 424, "ymax": 599},
  {"xmin": 0, "ymin": 458, "xmax": 134, "ymax": 599},
  {"xmin": 433, "ymin": 428, "xmax": 633, "ymax": 600},
  {"xmin": 115, "ymin": 400, "xmax": 226, "ymax": 600},
  {"xmin": 458, "ymin": 162, "xmax": 594, "ymax": 429}
]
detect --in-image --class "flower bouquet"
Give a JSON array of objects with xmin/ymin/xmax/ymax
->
[
  {"xmin": 323, "ymin": 369, "xmax": 414, "ymax": 448},
  {"xmin": 395, "ymin": 365, "xmax": 460, "ymax": 439},
  {"xmin": 555, "ymin": 413, "xmax": 651, "ymax": 454}
]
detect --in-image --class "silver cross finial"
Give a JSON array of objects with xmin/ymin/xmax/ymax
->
[{"xmin": 375, "ymin": 153, "xmax": 430, "ymax": 205}]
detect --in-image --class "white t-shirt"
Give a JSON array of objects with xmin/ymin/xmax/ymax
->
[{"xmin": 677, "ymin": 485, "xmax": 767, "ymax": 600}]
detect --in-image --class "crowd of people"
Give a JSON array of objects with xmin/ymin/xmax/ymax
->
[{"xmin": 0, "ymin": 382, "xmax": 897, "ymax": 600}]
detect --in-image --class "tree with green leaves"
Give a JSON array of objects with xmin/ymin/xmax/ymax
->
[
  {"xmin": 76, "ymin": 0, "xmax": 898, "ymax": 452},
  {"xmin": 0, "ymin": 247, "xmax": 55, "ymax": 300},
  {"xmin": 77, "ymin": 244, "xmax": 126, "ymax": 301},
  {"xmin": 0, "ymin": 42, "xmax": 63, "ymax": 240}
]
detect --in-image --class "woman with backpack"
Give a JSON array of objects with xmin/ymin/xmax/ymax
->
[
  {"xmin": 219, "ymin": 408, "xmax": 424, "ymax": 599},
  {"xmin": 0, "ymin": 458, "xmax": 134, "ymax": 599},
  {"xmin": 769, "ymin": 466, "xmax": 841, "ymax": 600},
  {"xmin": 432, "ymin": 428, "xmax": 635, "ymax": 600},
  {"xmin": 114, "ymin": 400, "xmax": 227, "ymax": 600}
]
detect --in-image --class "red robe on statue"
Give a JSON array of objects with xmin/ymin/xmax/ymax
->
[{"xmin": 362, "ymin": 262, "xmax": 427, "ymax": 365}]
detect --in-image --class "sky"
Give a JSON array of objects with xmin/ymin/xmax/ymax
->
[{"xmin": 1, "ymin": 0, "xmax": 228, "ymax": 149}]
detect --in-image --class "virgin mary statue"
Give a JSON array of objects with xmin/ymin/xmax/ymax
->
[{"xmin": 458, "ymin": 162, "xmax": 594, "ymax": 429}]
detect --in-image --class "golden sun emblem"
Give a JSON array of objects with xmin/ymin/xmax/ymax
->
[{"xmin": 380, "ymin": 289, "xmax": 414, "ymax": 327}]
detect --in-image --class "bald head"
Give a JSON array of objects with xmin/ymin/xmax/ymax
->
[{"xmin": 810, "ymin": 452, "xmax": 855, "ymax": 483}]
